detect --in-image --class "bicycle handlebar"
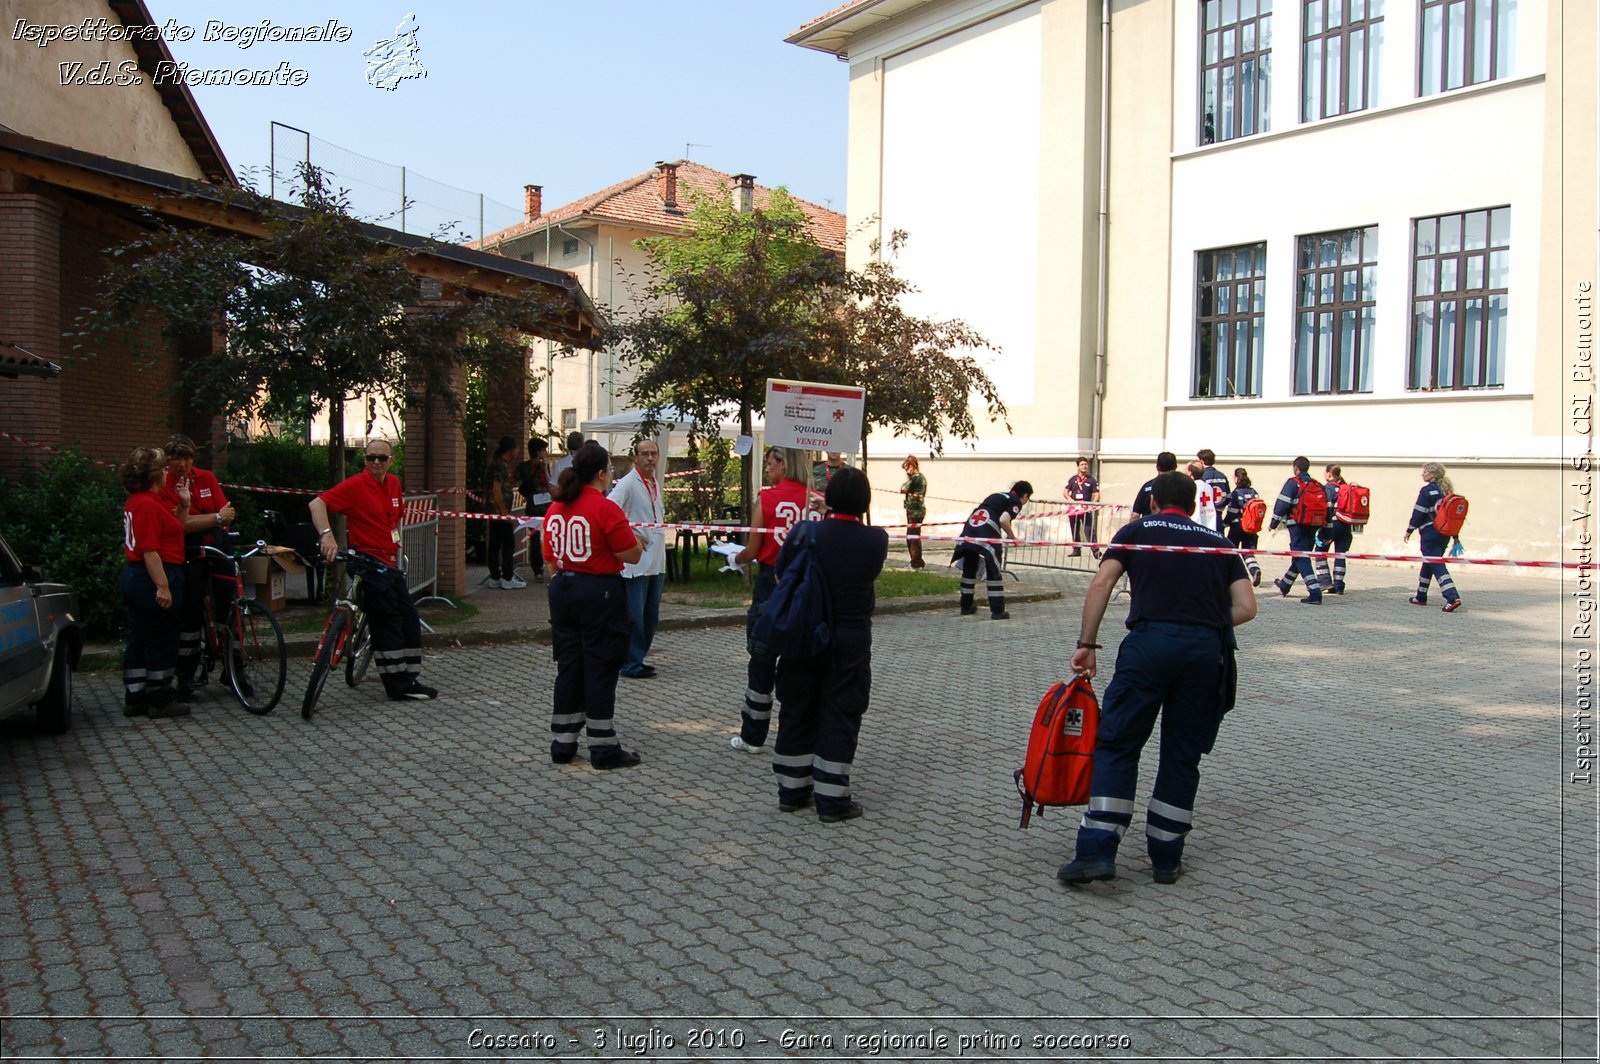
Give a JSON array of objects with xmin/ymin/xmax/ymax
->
[{"xmin": 197, "ymin": 538, "xmax": 268, "ymax": 562}]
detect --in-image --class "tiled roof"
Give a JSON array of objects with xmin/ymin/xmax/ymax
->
[
  {"xmin": 477, "ymin": 161, "xmax": 845, "ymax": 255},
  {"xmin": 796, "ymin": 0, "xmax": 877, "ymax": 32}
]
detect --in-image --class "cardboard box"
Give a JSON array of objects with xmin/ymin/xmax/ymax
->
[{"xmin": 241, "ymin": 547, "xmax": 307, "ymax": 612}]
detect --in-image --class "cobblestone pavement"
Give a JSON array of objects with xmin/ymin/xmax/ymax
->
[{"xmin": 1, "ymin": 565, "xmax": 1594, "ymax": 1061}]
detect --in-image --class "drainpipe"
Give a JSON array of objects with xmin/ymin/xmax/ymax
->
[{"xmin": 1090, "ymin": 0, "xmax": 1111, "ymax": 475}]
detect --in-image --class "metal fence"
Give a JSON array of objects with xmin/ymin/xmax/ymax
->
[
  {"xmin": 1007, "ymin": 502, "xmax": 1131, "ymax": 574},
  {"xmin": 268, "ymin": 122, "xmax": 522, "ymax": 244},
  {"xmin": 401, "ymin": 495, "xmax": 452, "ymax": 609}
]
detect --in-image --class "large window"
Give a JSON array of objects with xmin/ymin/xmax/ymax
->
[
  {"xmin": 1194, "ymin": 243, "xmax": 1267, "ymax": 399},
  {"xmin": 1419, "ymin": 0, "xmax": 1516, "ymax": 96},
  {"xmin": 1303, "ymin": 0, "xmax": 1385, "ymax": 120},
  {"xmin": 1200, "ymin": 0, "xmax": 1273, "ymax": 144},
  {"xmin": 1294, "ymin": 227, "xmax": 1377, "ymax": 394},
  {"xmin": 1409, "ymin": 207, "xmax": 1509, "ymax": 390}
]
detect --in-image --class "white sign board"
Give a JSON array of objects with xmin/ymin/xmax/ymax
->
[{"xmin": 764, "ymin": 379, "xmax": 866, "ymax": 454}]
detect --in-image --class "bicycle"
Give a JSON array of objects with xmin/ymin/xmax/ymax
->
[
  {"xmin": 193, "ymin": 536, "xmax": 288, "ymax": 715},
  {"xmin": 301, "ymin": 550, "xmax": 378, "ymax": 720}
]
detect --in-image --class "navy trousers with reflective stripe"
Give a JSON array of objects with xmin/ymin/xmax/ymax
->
[
  {"xmin": 958, "ymin": 546, "xmax": 1005, "ymax": 615},
  {"xmin": 741, "ymin": 564, "xmax": 779, "ymax": 746},
  {"xmin": 771, "ymin": 629, "xmax": 872, "ymax": 814},
  {"xmin": 1075, "ymin": 621, "xmax": 1226, "ymax": 868},
  {"xmin": 360, "ymin": 564, "xmax": 424, "ymax": 695},
  {"xmin": 548, "ymin": 572, "xmax": 630, "ymax": 758},
  {"xmin": 1413, "ymin": 528, "xmax": 1461, "ymax": 603},
  {"xmin": 1280, "ymin": 526, "xmax": 1320, "ymax": 596},
  {"xmin": 122, "ymin": 563, "xmax": 183, "ymax": 709}
]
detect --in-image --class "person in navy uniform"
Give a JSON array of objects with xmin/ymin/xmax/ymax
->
[
  {"xmin": 953, "ymin": 481, "xmax": 1032, "ymax": 619},
  {"xmin": 542, "ymin": 442, "xmax": 646, "ymax": 768},
  {"xmin": 1131, "ymin": 452, "xmax": 1178, "ymax": 518},
  {"xmin": 1196, "ymin": 449, "xmax": 1230, "ymax": 504},
  {"xmin": 770, "ymin": 467, "xmax": 889, "ymax": 823},
  {"xmin": 1269, "ymin": 456, "xmax": 1324, "ymax": 605},
  {"xmin": 1405, "ymin": 461, "xmax": 1464, "ymax": 613},
  {"xmin": 1057, "ymin": 472, "xmax": 1256, "ymax": 886},
  {"xmin": 158, "ymin": 434, "xmax": 237, "ymax": 696},
  {"xmin": 1063, "ymin": 457, "xmax": 1101, "ymax": 559},
  {"xmin": 1219, "ymin": 467, "xmax": 1262, "ymax": 587},
  {"xmin": 1313, "ymin": 464, "xmax": 1352, "ymax": 595}
]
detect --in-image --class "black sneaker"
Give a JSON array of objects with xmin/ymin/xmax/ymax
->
[
  {"xmin": 550, "ymin": 742, "xmax": 578, "ymax": 765},
  {"xmin": 1152, "ymin": 863, "xmax": 1184, "ymax": 885},
  {"xmin": 1250, "ymin": 570, "xmax": 1261, "ymax": 587},
  {"xmin": 959, "ymin": 606, "xmax": 977, "ymax": 616},
  {"xmin": 149, "ymin": 702, "xmax": 192, "ymax": 719},
  {"xmin": 123, "ymin": 703, "xmax": 148, "ymax": 718},
  {"xmin": 391, "ymin": 681, "xmax": 438, "ymax": 701},
  {"xmin": 1056, "ymin": 857, "xmax": 1116, "ymax": 885},
  {"xmin": 1274, "ymin": 579, "xmax": 1291, "ymax": 597},
  {"xmin": 991, "ymin": 610, "xmax": 1011, "ymax": 620},
  {"xmin": 591, "ymin": 748, "xmax": 642, "ymax": 770},
  {"xmin": 778, "ymin": 792, "xmax": 814, "ymax": 813}
]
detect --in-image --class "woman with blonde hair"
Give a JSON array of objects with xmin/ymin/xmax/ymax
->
[
  {"xmin": 1403, "ymin": 461, "xmax": 1463, "ymax": 612},
  {"xmin": 899, "ymin": 455, "xmax": 927, "ymax": 569}
]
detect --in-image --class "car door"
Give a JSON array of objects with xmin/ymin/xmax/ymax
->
[{"xmin": 0, "ymin": 536, "xmax": 47, "ymax": 713}]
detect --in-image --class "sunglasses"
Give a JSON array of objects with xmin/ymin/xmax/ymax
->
[{"xmin": 364, "ymin": 454, "xmax": 391, "ymax": 463}]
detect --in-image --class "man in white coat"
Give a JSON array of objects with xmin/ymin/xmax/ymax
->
[{"xmin": 609, "ymin": 438, "xmax": 666, "ymax": 679}]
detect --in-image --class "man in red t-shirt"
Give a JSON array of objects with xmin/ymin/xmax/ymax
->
[
  {"xmin": 728, "ymin": 446, "xmax": 821, "ymax": 754},
  {"xmin": 308, "ymin": 439, "xmax": 437, "ymax": 701},
  {"xmin": 159, "ymin": 434, "xmax": 238, "ymax": 692}
]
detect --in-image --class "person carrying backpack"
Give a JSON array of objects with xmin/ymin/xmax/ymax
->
[
  {"xmin": 1220, "ymin": 467, "xmax": 1262, "ymax": 587},
  {"xmin": 1404, "ymin": 461, "xmax": 1464, "ymax": 613},
  {"xmin": 769, "ymin": 467, "xmax": 888, "ymax": 823},
  {"xmin": 1269, "ymin": 456, "xmax": 1326, "ymax": 605},
  {"xmin": 1313, "ymin": 464, "xmax": 1353, "ymax": 595}
]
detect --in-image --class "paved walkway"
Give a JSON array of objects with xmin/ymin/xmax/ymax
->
[{"xmin": 2, "ymin": 562, "xmax": 1594, "ymax": 1060}]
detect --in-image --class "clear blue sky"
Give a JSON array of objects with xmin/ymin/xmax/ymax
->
[{"xmin": 142, "ymin": 1, "xmax": 848, "ymax": 232}]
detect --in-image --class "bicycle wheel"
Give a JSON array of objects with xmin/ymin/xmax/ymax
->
[
  {"xmin": 301, "ymin": 608, "xmax": 350, "ymax": 721},
  {"xmin": 225, "ymin": 599, "xmax": 287, "ymax": 715},
  {"xmin": 344, "ymin": 613, "xmax": 374, "ymax": 687}
]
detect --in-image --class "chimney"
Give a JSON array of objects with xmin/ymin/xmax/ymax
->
[
  {"xmin": 732, "ymin": 173, "xmax": 755, "ymax": 213},
  {"xmin": 523, "ymin": 184, "xmax": 542, "ymax": 222},
  {"xmin": 656, "ymin": 161, "xmax": 678, "ymax": 208}
]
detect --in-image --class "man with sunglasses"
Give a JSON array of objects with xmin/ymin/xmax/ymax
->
[{"xmin": 308, "ymin": 439, "xmax": 438, "ymax": 701}]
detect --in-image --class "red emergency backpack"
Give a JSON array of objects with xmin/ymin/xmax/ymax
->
[
  {"xmin": 1335, "ymin": 483, "xmax": 1371, "ymax": 527},
  {"xmin": 1240, "ymin": 497, "xmax": 1267, "ymax": 535},
  {"xmin": 1015, "ymin": 676, "xmax": 1099, "ymax": 828},
  {"xmin": 1433, "ymin": 493, "xmax": 1469, "ymax": 537},
  {"xmin": 1291, "ymin": 478, "xmax": 1328, "ymax": 527}
]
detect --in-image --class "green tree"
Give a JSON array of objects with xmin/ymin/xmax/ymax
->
[{"xmin": 614, "ymin": 186, "xmax": 846, "ymax": 517}]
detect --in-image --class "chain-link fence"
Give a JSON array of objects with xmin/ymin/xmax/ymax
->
[{"xmin": 268, "ymin": 122, "xmax": 523, "ymax": 244}]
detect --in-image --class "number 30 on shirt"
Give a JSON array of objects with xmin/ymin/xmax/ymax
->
[{"xmin": 545, "ymin": 514, "xmax": 592, "ymax": 565}]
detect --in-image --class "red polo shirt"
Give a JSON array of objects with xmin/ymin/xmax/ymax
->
[
  {"xmin": 543, "ymin": 486, "xmax": 635, "ymax": 575},
  {"xmin": 756, "ymin": 478, "xmax": 812, "ymax": 567},
  {"xmin": 319, "ymin": 470, "xmax": 403, "ymax": 566},
  {"xmin": 124, "ymin": 490, "xmax": 185, "ymax": 565},
  {"xmin": 158, "ymin": 467, "xmax": 230, "ymax": 546}
]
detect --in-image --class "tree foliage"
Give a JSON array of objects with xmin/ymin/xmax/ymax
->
[
  {"xmin": 616, "ymin": 195, "xmax": 1009, "ymax": 518},
  {"xmin": 614, "ymin": 186, "xmax": 845, "ymax": 516},
  {"xmin": 78, "ymin": 165, "xmax": 564, "ymax": 485}
]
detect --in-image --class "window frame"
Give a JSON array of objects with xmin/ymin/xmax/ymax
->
[
  {"xmin": 1292, "ymin": 226, "xmax": 1379, "ymax": 395},
  {"xmin": 1192, "ymin": 242, "xmax": 1268, "ymax": 400},
  {"xmin": 1199, "ymin": 0, "xmax": 1275, "ymax": 146},
  {"xmin": 1302, "ymin": 0, "xmax": 1385, "ymax": 121},
  {"xmin": 1417, "ymin": 0, "xmax": 1513, "ymax": 97},
  {"xmin": 1408, "ymin": 206, "xmax": 1510, "ymax": 391}
]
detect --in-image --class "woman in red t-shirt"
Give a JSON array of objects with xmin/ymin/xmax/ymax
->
[
  {"xmin": 120, "ymin": 446, "xmax": 190, "ymax": 718},
  {"xmin": 542, "ymin": 442, "xmax": 644, "ymax": 769}
]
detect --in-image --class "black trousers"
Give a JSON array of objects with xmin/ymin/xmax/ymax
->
[
  {"xmin": 122, "ymin": 562, "xmax": 184, "ymax": 709},
  {"xmin": 958, "ymin": 546, "xmax": 1005, "ymax": 615},
  {"xmin": 487, "ymin": 517, "xmax": 515, "ymax": 580},
  {"xmin": 740, "ymin": 564, "xmax": 780, "ymax": 746},
  {"xmin": 359, "ymin": 563, "xmax": 423, "ymax": 696},
  {"xmin": 176, "ymin": 555, "xmax": 236, "ymax": 683},
  {"xmin": 548, "ymin": 572, "xmax": 630, "ymax": 758},
  {"xmin": 772, "ymin": 630, "xmax": 873, "ymax": 815}
]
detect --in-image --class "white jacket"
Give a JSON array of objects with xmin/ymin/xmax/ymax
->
[{"xmin": 608, "ymin": 469, "xmax": 666, "ymax": 577}]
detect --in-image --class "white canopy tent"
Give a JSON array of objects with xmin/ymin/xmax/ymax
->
[{"xmin": 579, "ymin": 405, "xmax": 762, "ymax": 450}]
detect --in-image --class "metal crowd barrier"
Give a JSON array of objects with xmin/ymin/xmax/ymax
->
[
  {"xmin": 1007, "ymin": 501, "xmax": 1130, "ymax": 574},
  {"xmin": 401, "ymin": 494, "xmax": 454, "ymax": 612}
]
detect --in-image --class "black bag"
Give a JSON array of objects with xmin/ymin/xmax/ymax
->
[{"xmin": 751, "ymin": 520, "xmax": 832, "ymax": 660}]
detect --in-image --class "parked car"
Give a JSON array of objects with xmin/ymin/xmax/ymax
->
[{"xmin": 0, "ymin": 531, "xmax": 83, "ymax": 734}]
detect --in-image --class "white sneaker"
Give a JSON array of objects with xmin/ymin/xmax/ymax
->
[
  {"xmin": 504, "ymin": 575, "xmax": 528, "ymax": 589},
  {"xmin": 729, "ymin": 735, "xmax": 765, "ymax": 754}
]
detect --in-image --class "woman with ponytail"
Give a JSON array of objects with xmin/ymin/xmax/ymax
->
[
  {"xmin": 542, "ymin": 442, "xmax": 645, "ymax": 768},
  {"xmin": 1403, "ymin": 461, "xmax": 1463, "ymax": 612}
]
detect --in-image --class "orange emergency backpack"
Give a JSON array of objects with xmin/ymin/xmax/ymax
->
[
  {"xmin": 1433, "ymin": 493, "xmax": 1469, "ymax": 537},
  {"xmin": 1335, "ymin": 483, "xmax": 1371, "ymax": 527},
  {"xmin": 1015, "ymin": 675, "xmax": 1099, "ymax": 828},
  {"xmin": 1240, "ymin": 497, "xmax": 1267, "ymax": 535}
]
